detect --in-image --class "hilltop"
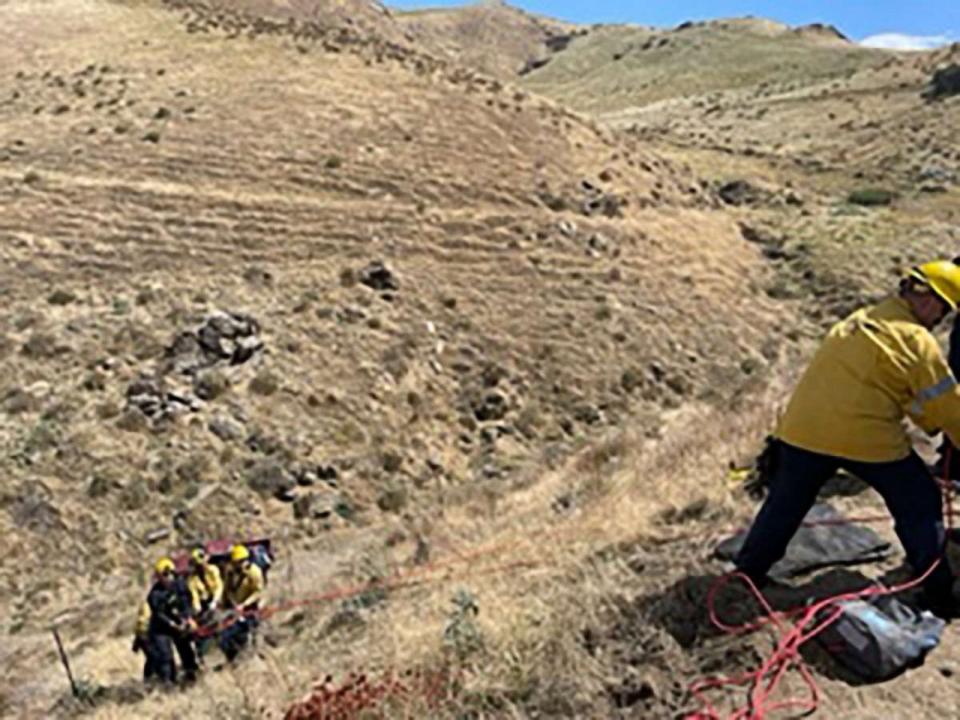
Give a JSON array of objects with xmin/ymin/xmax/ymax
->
[
  {"xmin": 397, "ymin": 0, "xmax": 582, "ymax": 78},
  {"xmin": 519, "ymin": 17, "xmax": 886, "ymax": 112}
]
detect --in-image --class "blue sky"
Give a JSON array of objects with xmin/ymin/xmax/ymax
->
[{"xmin": 388, "ymin": 1, "xmax": 957, "ymax": 48}]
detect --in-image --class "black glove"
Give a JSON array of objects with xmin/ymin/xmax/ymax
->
[
  {"xmin": 132, "ymin": 636, "xmax": 144, "ymax": 653},
  {"xmin": 746, "ymin": 436, "xmax": 780, "ymax": 500}
]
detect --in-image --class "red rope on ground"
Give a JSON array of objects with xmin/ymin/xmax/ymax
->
[{"xmin": 686, "ymin": 449, "xmax": 955, "ymax": 720}]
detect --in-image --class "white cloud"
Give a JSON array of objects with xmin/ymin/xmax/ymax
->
[{"xmin": 860, "ymin": 32, "xmax": 953, "ymax": 51}]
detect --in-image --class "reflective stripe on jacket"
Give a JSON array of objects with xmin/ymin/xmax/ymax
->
[{"xmin": 777, "ymin": 296, "xmax": 960, "ymax": 462}]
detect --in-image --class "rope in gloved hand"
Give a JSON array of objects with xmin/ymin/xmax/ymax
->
[{"xmin": 686, "ymin": 448, "xmax": 956, "ymax": 720}]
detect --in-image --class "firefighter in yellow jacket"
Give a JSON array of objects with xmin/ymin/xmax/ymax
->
[
  {"xmin": 219, "ymin": 544, "xmax": 265, "ymax": 660},
  {"xmin": 736, "ymin": 261, "xmax": 960, "ymax": 616},
  {"xmin": 187, "ymin": 548, "xmax": 223, "ymax": 618}
]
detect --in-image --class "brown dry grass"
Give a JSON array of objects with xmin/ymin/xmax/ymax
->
[{"xmin": 5, "ymin": 2, "xmax": 960, "ymax": 719}]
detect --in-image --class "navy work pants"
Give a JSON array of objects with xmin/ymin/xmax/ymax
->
[
  {"xmin": 735, "ymin": 441, "xmax": 954, "ymax": 603},
  {"xmin": 219, "ymin": 615, "xmax": 258, "ymax": 661},
  {"xmin": 144, "ymin": 632, "xmax": 198, "ymax": 683}
]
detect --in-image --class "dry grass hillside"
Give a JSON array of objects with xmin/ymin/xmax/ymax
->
[
  {"xmin": 523, "ymin": 18, "xmax": 960, "ymax": 319},
  {"xmin": 520, "ymin": 18, "xmax": 887, "ymax": 113},
  {"xmin": 5, "ymin": 1, "xmax": 960, "ymax": 718},
  {"xmin": 396, "ymin": 0, "xmax": 582, "ymax": 78},
  {"xmin": 0, "ymin": 1, "xmax": 800, "ymax": 718}
]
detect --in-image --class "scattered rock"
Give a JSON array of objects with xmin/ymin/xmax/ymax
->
[
  {"xmin": 142, "ymin": 131, "xmax": 161, "ymax": 144},
  {"xmin": 381, "ymin": 449, "xmax": 403, "ymax": 474},
  {"xmin": 47, "ymin": 289, "xmax": 77, "ymax": 306},
  {"xmin": 718, "ymin": 180, "xmax": 762, "ymax": 206},
  {"xmin": 620, "ymin": 368, "xmax": 644, "ymax": 394},
  {"xmin": 587, "ymin": 233, "xmax": 611, "ymax": 253},
  {"xmin": 125, "ymin": 374, "xmax": 199, "ymax": 422},
  {"xmin": 917, "ymin": 165, "xmax": 955, "ymax": 185},
  {"xmin": 317, "ymin": 464, "xmax": 339, "ymax": 484},
  {"xmin": 121, "ymin": 479, "xmax": 151, "ymax": 510},
  {"xmin": 247, "ymin": 459, "xmax": 295, "ymax": 499},
  {"xmin": 7, "ymin": 483, "xmax": 64, "ymax": 532},
  {"xmin": 249, "ymin": 369, "xmax": 280, "ymax": 396},
  {"xmin": 208, "ymin": 414, "xmax": 244, "ymax": 441},
  {"xmin": 144, "ymin": 527, "xmax": 171, "ymax": 544},
  {"xmin": 293, "ymin": 493, "xmax": 333, "ymax": 520},
  {"xmin": 116, "ymin": 407, "xmax": 149, "ymax": 432},
  {"xmin": 376, "ymin": 484, "xmax": 408, "ymax": 513},
  {"xmin": 665, "ymin": 374, "xmax": 693, "ymax": 397},
  {"xmin": 2, "ymin": 387, "xmax": 40, "ymax": 415},
  {"xmin": 193, "ymin": 369, "xmax": 228, "ymax": 400},
  {"xmin": 582, "ymin": 192, "xmax": 623, "ymax": 218},
  {"xmin": 294, "ymin": 463, "xmax": 339, "ymax": 487},
  {"xmin": 473, "ymin": 391, "xmax": 508, "ymax": 421},
  {"xmin": 86, "ymin": 475, "xmax": 115, "ymax": 499},
  {"xmin": 21, "ymin": 332, "xmax": 69, "ymax": 359},
  {"xmin": 572, "ymin": 402, "xmax": 603, "ymax": 425},
  {"xmin": 243, "ymin": 266, "xmax": 273, "ymax": 286},
  {"xmin": 245, "ymin": 428, "xmax": 288, "ymax": 457},
  {"xmin": 166, "ymin": 310, "xmax": 263, "ymax": 375},
  {"xmin": 359, "ymin": 260, "xmax": 399, "ymax": 292}
]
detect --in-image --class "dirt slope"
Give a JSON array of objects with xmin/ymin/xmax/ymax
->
[{"xmin": 0, "ymin": 1, "xmax": 793, "ymax": 717}]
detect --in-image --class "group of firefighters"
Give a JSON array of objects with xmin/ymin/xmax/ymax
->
[{"xmin": 133, "ymin": 544, "xmax": 266, "ymax": 684}]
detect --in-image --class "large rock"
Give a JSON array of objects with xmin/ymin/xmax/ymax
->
[
  {"xmin": 166, "ymin": 310, "xmax": 263, "ymax": 375},
  {"xmin": 929, "ymin": 64, "xmax": 960, "ymax": 99}
]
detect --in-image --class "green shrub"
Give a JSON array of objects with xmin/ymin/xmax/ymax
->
[{"xmin": 847, "ymin": 188, "xmax": 897, "ymax": 207}]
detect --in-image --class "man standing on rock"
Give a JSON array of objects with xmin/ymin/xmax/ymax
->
[{"xmin": 736, "ymin": 261, "xmax": 960, "ymax": 616}]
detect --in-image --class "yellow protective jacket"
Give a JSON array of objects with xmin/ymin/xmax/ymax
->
[
  {"xmin": 187, "ymin": 563, "xmax": 223, "ymax": 613},
  {"xmin": 777, "ymin": 296, "xmax": 960, "ymax": 462},
  {"xmin": 135, "ymin": 600, "xmax": 151, "ymax": 638},
  {"xmin": 224, "ymin": 563, "xmax": 264, "ymax": 610}
]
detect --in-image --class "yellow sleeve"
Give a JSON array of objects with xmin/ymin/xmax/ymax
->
[
  {"xmin": 135, "ymin": 600, "xmax": 151, "ymax": 637},
  {"xmin": 187, "ymin": 576, "xmax": 203, "ymax": 614},
  {"xmin": 905, "ymin": 331, "xmax": 960, "ymax": 443},
  {"xmin": 238, "ymin": 566, "xmax": 265, "ymax": 609},
  {"xmin": 207, "ymin": 565, "xmax": 223, "ymax": 604}
]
